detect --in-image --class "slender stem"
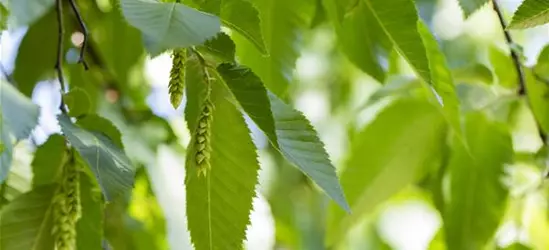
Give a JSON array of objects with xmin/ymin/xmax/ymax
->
[
  {"xmin": 492, "ymin": 0, "xmax": 526, "ymax": 95},
  {"xmin": 492, "ymin": 0, "xmax": 547, "ymax": 144},
  {"xmin": 68, "ymin": 0, "xmax": 89, "ymax": 70},
  {"xmin": 55, "ymin": 0, "xmax": 68, "ymax": 114}
]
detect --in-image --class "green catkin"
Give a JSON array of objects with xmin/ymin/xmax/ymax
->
[
  {"xmin": 168, "ymin": 49, "xmax": 186, "ymax": 109},
  {"xmin": 195, "ymin": 95, "xmax": 214, "ymax": 177},
  {"xmin": 52, "ymin": 157, "xmax": 81, "ymax": 250}
]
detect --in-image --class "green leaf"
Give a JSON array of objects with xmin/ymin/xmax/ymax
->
[
  {"xmin": 198, "ymin": 33, "xmax": 236, "ymax": 63},
  {"xmin": 76, "ymin": 172, "xmax": 103, "ymax": 250},
  {"xmin": 269, "ymin": 92, "xmax": 349, "ymax": 211},
  {"xmin": 326, "ymin": 98, "xmax": 446, "ymax": 245},
  {"xmin": 509, "ymin": 0, "xmax": 549, "ymax": 29},
  {"xmin": 362, "ymin": 0, "xmax": 431, "ymax": 84},
  {"xmin": 0, "ymin": 3, "xmax": 8, "ymax": 30},
  {"xmin": 418, "ymin": 21, "xmax": 461, "ymax": 135},
  {"xmin": 8, "ymin": 0, "xmax": 54, "ymax": 27},
  {"xmin": 234, "ymin": 0, "xmax": 315, "ymax": 97},
  {"xmin": 452, "ymin": 63, "xmax": 494, "ymax": 85},
  {"xmin": 0, "ymin": 185, "xmax": 57, "ymax": 250},
  {"xmin": 184, "ymin": 57, "xmax": 259, "ymax": 249},
  {"xmin": 13, "ymin": 9, "xmax": 72, "ymax": 96},
  {"xmin": 31, "ymin": 135, "xmax": 66, "ymax": 187},
  {"xmin": 1, "ymin": 81, "xmax": 40, "ymax": 181},
  {"xmin": 489, "ymin": 46, "xmax": 519, "ymax": 88},
  {"xmin": 216, "ymin": 63, "xmax": 277, "ymax": 145},
  {"xmin": 120, "ymin": 0, "xmax": 221, "ymax": 56},
  {"xmin": 456, "ymin": 0, "xmax": 489, "ymax": 18},
  {"xmin": 76, "ymin": 114, "xmax": 125, "ymax": 149},
  {"xmin": 197, "ymin": 0, "xmax": 266, "ymax": 54},
  {"xmin": 63, "ymin": 88, "xmax": 92, "ymax": 117},
  {"xmin": 334, "ymin": 0, "xmax": 389, "ymax": 82},
  {"xmin": 524, "ymin": 69, "xmax": 549, "ymax": 134},
  {"xmin": 444, "ymin": 113, "xmax": 512, "ymax": 249},
  {"xmin": 57, "ymin": 115, "xmax": 134, "ymax": 201},
  {"xmin": 534, "ymin": 45, "xmax": 549, "ymax": 80}
]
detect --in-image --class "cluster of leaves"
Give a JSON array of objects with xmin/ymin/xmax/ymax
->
[{"xmin": 1, "ymin": 0, "xmax": 549, "ymax": 249}]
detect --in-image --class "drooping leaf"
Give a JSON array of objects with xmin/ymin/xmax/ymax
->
[
  {"xmin": 216, "ymin": 63, "xmax": 277, "ymax": 145},
  {"xmin": 31, "ymin": 134, "xmax": 66, "ymax": 187},
  {"xmin": 444, "ymin": 113, "xmax": 512, "ymax": 250},
  {"xmin": 234, "ymin": 0, "xmax": 315, "ymax": 97},
  {"xmin": 13, "ymin": 9, "xmax": 72, "ymax": 96},
  {"xmin": 76, "ymin": 114, "xmax": 125, "ymax": 149},
  {"xmin": 269, "ymin": 92, "xmax": 349, "ymax": 211},
  {"xmin": 326, "ymin": 0, "xmax": 389, "ymax": 82},
  {"xmin": 63, "ymin": 88, "xmax": 92, "ymax": 117},
  {"xmin": 0, "ymin": 185, "xmax": 57, "ymax": 250},
  {"xmin": 57, "ymin": 115, "xmax": 134, "ymax": 201},
  {"xmin": 509, "ymin": 0, "xmax": 549, "ymax": 29},
  {"xmin": 198, "ymin": 33, "xmax": 236, "ymax": 63},
  {"xmin": 362, "ymin": 0, "xmax": 431, "ymax": 84},
  {"xmin": 184, "ymin": 56, "xmax": 259, "ymax": 250},
  {"xmin": 76, "ymin": 172, "xmax": 103, "ymax": 250},
  {"xmin": 0, "ymin": 81, "xmax": 40, "ymax": 181},
  {"xmin": 456, "ymin": 0, "xmax": 489, "ymax": 18},
  {"xmin": 326, "ymin": 98, "xmax": 446, "ymax": 245},
  {"xmin": 418, "ymin": 21, "xmax": 461, "ymax": 135},
  {"xmin": 120, "ymin": 0, "xmax": 221, "ymax": 56},
  {"xmin": 8, "ymin": 0, "xmax": 54, "ymax": 27},
  {"xmin": 534, "ymin": 44, "xmax": 549, "ymax": 80},
  {"xmin": 489, "ymin": 46, "xmax": 519, "ymax": 88},
  {"xmin": 524, "ymin": 69, "xmax": 549, "ymax": 134},
  {"xmin": 452, "ymin": 63, "xmax": 494, "ymax": 85}
]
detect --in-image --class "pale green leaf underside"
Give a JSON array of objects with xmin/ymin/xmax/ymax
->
[
  {"xmin": 120, "ymin": 0, "xmax": 221, "ymax": 56},
  {"xmin": 234, "ymin": 0, "xmax": 314, "ymax": 97},
  {"xmin": 457, "ymin": 0, "xmax": 489, "ymax": 17},
  {"xmin": 8, "ymin": 0, "xmax": 54, "ymax": 27},
  {"xmin": 363, "ymin": 0, "xmax": 431, "ymax": 84},
  {"xmin": 58, "ymin": 115, "xmax": 134, "ymax": 201},
  {"xmin": 444, "ymin": 113, "xmax": 512, "ymax": 249},
  {"xmin": 269, "ymin": 92, "xmax": 350, "ymax": 211},
  {"xmin": 509, "ymin": 0, "xmax": 549, "ymax": 29},
  {"xmin": 327, "ymin": 98, "xmax": 446, "ymax": 244},
  {"xmin": 418, "ymin": 21, "xmax": 461, "ymax": 135},
  {"xmin": 0, "ymin": 185, "xmax": 57, "ymax": 250},
  {"xmin": 0, "ymin": 81, "xmax": 40, "ymax": 181},
  {"xmin": 185, "ymin": 57, "xmax": 259, "ymax": 249}
]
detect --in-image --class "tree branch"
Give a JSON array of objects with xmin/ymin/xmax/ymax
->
[
  {"xmin": 492, "ymin": 0, "xmax": 526, "ymax": 95},
  {"xmin": 55, "ymin": 0, "xmax": 68, "ymax": 114},
  {"xmin": 68, "ymin": 0, "xmax": 89, "ymax": 70},
  {"xmin": 492, "ymin": 0, "xmax": 547, "ymax": 144}
]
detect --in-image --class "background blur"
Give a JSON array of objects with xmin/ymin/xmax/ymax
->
[{"xmin": 2, "ymin": 0, "xmax": 549, "ymax": 249}]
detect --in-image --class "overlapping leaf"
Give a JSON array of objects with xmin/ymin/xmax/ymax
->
[
  {"xmin": 444, "ymin": 113, "xmax": 512, "ymax": 249},
  {"xmin": 0, "ymin": 185, "xmax": 57, "ymax": 250},
  {"xmin": 326, "ymin": 98, "xmax": 446, "ymax": 245},
  {"xmin": 509, "ymin": 0, "xmax": 549, "ymax": 29},
  {"xmin": 76, "ymin": 172, "xmax": 103, "ymax": 250},
  {"xmin": 58, "ymin": 115, "xmax": 134, "ymax": 201},
  {"xmin": 234, "ymin": 0, "xmax": 315, "ymax": 97},
  {"xmin": 489, "ymin": 46, "xmax": 518, "ymax": 88},
  {"xmin": 31, "ymin": 134, "xmax": 66, "ymax": 187},
  {"xmin": 524, "ymin": 69, "xmax": 549, "ymax": 134},
  {"xmin": 217, "ymin": 62, "xmax": 349, "ymax": 211},
  {"xmin": 120, "ymin": 0, "xmax": 221, "ymax": 56},
  {"xmin": 362, "ymin": 0, "xmax": 431, "ymax": 84},
  {"xmin": 0, "ymin": 81, "xmax": 40, "ymax": 181},
  {"xmin": 184, "ymin": 56, "xmax": 259, "ymax": 250}
]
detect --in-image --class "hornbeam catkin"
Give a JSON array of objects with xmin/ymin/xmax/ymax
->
[
  {"xmin": 169, "ymin": 49, "xmax": 186, "ymax": 109},
  {"xmin": 194, "ymin": 96, "xmax": 214, "ymax": 177},
  {"xmin": 52, "ymin": 160, "xmax": 81, "ymax": 250}
]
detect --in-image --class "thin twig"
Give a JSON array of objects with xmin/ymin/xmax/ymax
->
[
  {"xmin": 492, "ymin": 0, "xmax": 526, "ymax": 95},
  {"xmin": 55, "ymin": 0, "xmax": 68, "ymax": 114},
  {"xmin": 68, "ymin": 0, "xmax": 89, "ymax": 70}
]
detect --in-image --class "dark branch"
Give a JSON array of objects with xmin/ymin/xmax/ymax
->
[
  {"xmin": 492, "ymin": 0, "xmax": 526, "ymax": 95},
  {"xmin": 55, "ymin": 0, "xmax": 68, "ymax": 114},
  {"xmin": 68, "ymin": 0, "xmax": 89, "ymax": 70}
]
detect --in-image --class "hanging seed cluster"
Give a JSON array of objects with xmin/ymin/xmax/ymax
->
[
  {"xmin": 194, "ymin": 96, "xmax": 214, "ymax": 177},
  {"xmin": 168, "ymin": 49, "xmax": 186, "ymax": 109},
  {"xmin": 52, "ymin": 162, "xmax": 81, "ymax": 250}
]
